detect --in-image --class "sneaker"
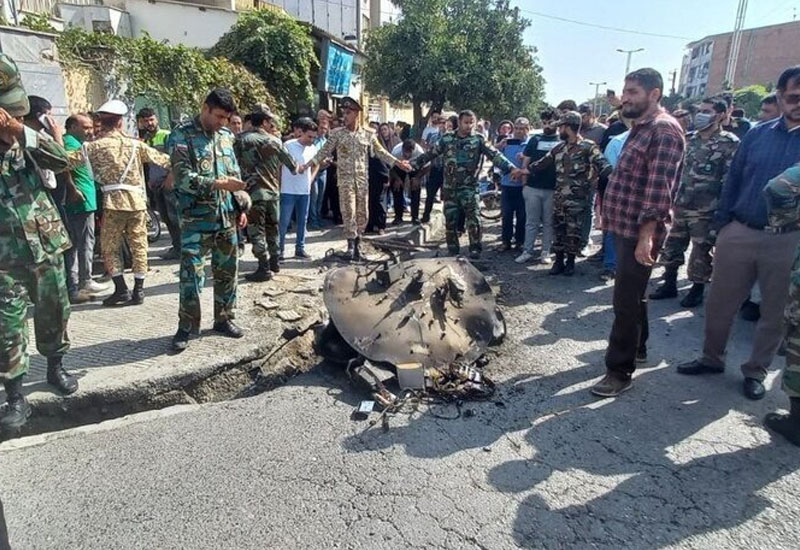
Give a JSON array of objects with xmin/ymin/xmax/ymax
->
[
  {"xmin": 69, "ymin": 290, "xmax": 92, "ymax": 305},
  {"xmin": 515, "ymin": 251, "xmax": 534, "ymax": 264},
  {"xmin": 540, "ymin": 256, "xmax": 553, "ymax": 265},
  {"xmin": 172, "ymin": 328, "xmax": 190, "ymax": 352},
  {"xmin": 599, "ymin": 269, "xmax": 615, "ymax": 282},
  {"xmin": 81, "ymin": 279, "xmax": 109, "ymax": 294},
  {"xmin": 590, "ymin": 373, "xmax": 633, "ymax": 398}
]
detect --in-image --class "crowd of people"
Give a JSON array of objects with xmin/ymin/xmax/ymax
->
[{"xmin": 2, "ymin": 46, "xmax": 800, "ymax": 448}]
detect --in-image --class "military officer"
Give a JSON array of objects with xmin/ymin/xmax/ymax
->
[
  {"xmin": 169, "ymin": 88, "xmax": 248, "ymax": 351},
  {"xmin": 76, "ymin": 99, "xmax": 171, "ymax": 307},
  {"xmin": 763, "ymin": 161, "xmax": 800, "ymax": 446},
  {"xmin": 412, "ymin": 110, "xmax": 522, "ymax": 259},
  {"xmin": 0, "ymin": 54, "xmax": 79, "ymax": 432},
  {"xmin": 300, "ymin": 97, "xmax": 410, "ymax": 260},
  {"xmin": 650, "ymin": 97, "xmax": 739, "ymax": 307},
  {"xmin": 528, "ymin": 111, "xmax": 610, "ymax": 275},
  {"xmin": 234, "ymin": 106, "xmax": 297, "ymax": 281}
]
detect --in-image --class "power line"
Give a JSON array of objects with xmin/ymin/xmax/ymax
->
[{"xmin": 517, "ymin": 8, "xmax": 692, "ymax": 40}]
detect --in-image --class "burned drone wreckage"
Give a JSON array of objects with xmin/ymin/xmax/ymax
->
[{"xmin": 317, "ymin": 257, "xmax": 506, "ymax": 423}]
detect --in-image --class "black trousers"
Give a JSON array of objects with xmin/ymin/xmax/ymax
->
[
  {"xmin": 423, "ymin": 167, "xmax": 444, "ymax": 220},
  {"xmin": 322, "ymin": 173, "xmax": 341, "ymax": 223},
  {"xmin": 392, "ymin": 185, "xmax": 421, "ymax": 222},
  {"xmin": 366, "ymin": 178, "xmax": 388, "ymax": 231},
  {"xmin": 605, "ymin": 235, "xmax": 654, "ymax": 379}
]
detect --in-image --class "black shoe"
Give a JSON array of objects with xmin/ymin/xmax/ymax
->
[
  {"xmin": 46, "ymin": 357, "xmax": 79, "ymax": 395},
  {"xmin": 421, "ymin": 215, "xmax": 430, "ymax": 224},
  {"xmin": 587, "ymin": 248, "xmax": 605, "ymax": 263},
  {"xmin": 469, "ymin": 249, "xmax": 481, "ymax": 260},
  {"xmin": 676, "ymin": 359, "xmax": 725, "ymax": 375},
  {"xmin": 765, "ymin": 398, "xmax": 800, "ymax": 446},
  {"xmin": 172, "ymin": 328, "xmax": 190, "ymax": 352},
  {"xmin": 103, "ymin": 275, "xmax": 131, "ymax": 307},
  {"xmin": 549, "ymin": 254, "xmax": 565, "ymax": 276},
  {"xmin": 502, "ymin": 241, "xmax": 512, "ymax": 251},
  {"xmin": 599, "ymin": 269, "xmax": 615, "ymax": 282},
  {"xmin": 130, "ymin": 278, "xmax": 145, "ymax": 305},
  {"xmin": 245, "ymin": 264, "xmax": 272, "ymax": 282},
  {"xmin": 680, "ymin": 283, "xmax": 705, "ymax": 308},
  {"xmin": 743, "ymin": 377, "xmax": 766, "ymax": 400},
  {"xmin": 740, "ymin": 299, "xmax": 761, "ymax": 322},
  {"xmin": 269, "ymin": 256, "xmax": 280, "ymax": 273},
  {"xmin": 412, "ymin": 219, "xmax": 421, "ymax": 226},
  {"xmin": 344, "ymin": 239, "xmax": 355, "ymax": 261},
  {"xmin": 636, "ymin": 349, "xmax": 648, "ymax": 364},
  {"xmin": 295, "ymin": 249, "xmax": 312, "ymax": 259},
  {"xmin": 0, "ymin": 376, "xmax": 31, "ymax": 431},
  {"xmin": 563, "ymin": 254, "xmax": 575, "ymax": 276},
  {"xmin": 649, "ymin": 281, "xmax": 678, "ymax": 300},
  {"xmin": 160, "ymin": 248, "xmax": 180, "ymax": 260},
  {"xmin": 213, "ymin": 320, "xmax": 244, "ymax": 339},
  {"xmin": 391, "ymin": 218, "xmax": 403, "ymax": 226}
]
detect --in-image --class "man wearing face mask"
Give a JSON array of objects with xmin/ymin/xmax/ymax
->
[
  {"xmin": 650, "ymin": 97, "xmax": 739, "ymax": 308},
  {"xmin": 529, "ymin": 111, "xmax": 612, "ymax": 276}
]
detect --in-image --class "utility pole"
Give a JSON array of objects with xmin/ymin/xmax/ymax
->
[
  {"xmin": 617, "ymin": 48, "xmax": 644, "ymax": 78},
  {"xmin": 724, "ymin": 0, "xmax": 749, "ymax": 90},
  {"xmin": 669, "ymin": 69, "xmax": 678, "ymax": 96},
  {"xmin": 589, "ymin": 81, "xmax": 607, "ymax": 116}
]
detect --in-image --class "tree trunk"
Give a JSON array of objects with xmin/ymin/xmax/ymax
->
[{"xmin": 412, "ymin": 98, "xmax": 424, "ymax": 138}]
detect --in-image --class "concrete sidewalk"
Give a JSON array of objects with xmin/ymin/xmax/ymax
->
[{"xmin": 8, "ymin": 208, "xmax": 445, "ymax": 436}]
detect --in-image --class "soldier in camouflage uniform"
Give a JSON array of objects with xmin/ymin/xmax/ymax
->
[
  {"xmin": 412, "ymin": 110, "xmax": 521, "ymax": 259},
  {"xmin": 0, "ymin": 54, "xmax": 79, "ymax": 432},
  {"xmin": 169, "ymin": 88, "xmax": 249, "ymax": 352},
  {"xmin": 302, "ymin": 97, "xmax": 408, "ymax": 261},
  {"xmin": 763, "ymin": 161, "xmax": 800, "ymax": 446},
  {"xmin": 234, "ymin": 106, "xmax": 297, "ymax": 281},
  {"xmin": 530, "ymin": 111, "xmax": 612, "ymax": 275},
  {"xmin": 651, "ymin": 97, "xmax": 739, "ymax": 307}
]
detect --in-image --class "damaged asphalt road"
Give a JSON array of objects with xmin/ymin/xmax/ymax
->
[{"xmin": 1, "ymin": 253, "xmax": 800, "ymax": 549}]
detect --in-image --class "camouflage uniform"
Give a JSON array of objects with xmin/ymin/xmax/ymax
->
[
  {"xmin": 75, "ymin": 130, "xmax": 170, "ymax": 277},
  {"xmin": 234, "ymin": 128, "xmax": 297, "ymax": 262},
  {"xmin": 1, "ymin": 126, "xmax": 72, "ymax": 380},
  {"xmin": 764, "ymin": 162, "xmax": 800, "ymax": 398},
  {"xmin": 531, "ymin": 138, "xmax": 611, "ymax": 256},
  {"xmin": 308, "ymin": 125, "xmax": 398, "ymax": 239},
  {"xmin": 659, "ymin": 129, "xmax": 739, "ymax": 282},
  {"xmin": 412, "ymin": 132, "xmax": 514, "ymax": 254},
  {"xmin": 170, "ymin": 117, "xmax": 241, "ymax": 333}
]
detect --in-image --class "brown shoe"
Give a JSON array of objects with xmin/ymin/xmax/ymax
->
[{"xmin": 590, "ymin": 373, "xmax": 632, "ymax": 398}]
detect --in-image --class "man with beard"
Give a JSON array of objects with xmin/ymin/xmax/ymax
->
[
  {"xmin": 517, "ymin": 108, "xmax": 560, "ymax": 264},
  {"xmin": 676, "ymin": 66, "xmax": 800, "ymax": 401},
  {"xmin": 591, "ymin": 68, "xmax": 686, "ymax": 398},
  {"xmin": 137, "ymin": 108, "xmax": 179, "ymax": 259}
]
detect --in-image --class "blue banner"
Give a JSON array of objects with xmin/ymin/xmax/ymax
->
[{"xmin": 325, "ymin": 42, "xmax": 354, "ymax": 96}]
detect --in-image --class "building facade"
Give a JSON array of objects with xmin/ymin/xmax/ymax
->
[{"xmin": 679, "ymin": 20, "xmax": 800, "ymax": 99}]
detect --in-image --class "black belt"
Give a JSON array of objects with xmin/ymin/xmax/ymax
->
[{"xmin": 735, "ymin": 216, "xmax": 799, "ymax": 234}]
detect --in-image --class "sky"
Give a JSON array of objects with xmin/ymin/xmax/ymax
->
[{"xmin": 510, "ymin": 0, "xmax": 800, "ymax": 105}]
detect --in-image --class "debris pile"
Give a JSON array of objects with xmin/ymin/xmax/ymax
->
[{"xmin": 317, "ymin": 258, "xmax": 505, "ymax": 427}]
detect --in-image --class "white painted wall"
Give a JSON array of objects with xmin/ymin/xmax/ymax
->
[
  {"xmin": 263, "ymin": 0, "xmax": 358, "ymax": 41},
  {"xmin": 122, "ymin": 0, "xmax": 238, "ymax": 49}
]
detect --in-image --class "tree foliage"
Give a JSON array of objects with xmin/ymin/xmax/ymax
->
[
  {"xmin": 364, "ymin": 0, "xmax": 545, "ymax": 128},
  {"xmin": 733, "ymin": 84, "xmax": 769, "ymax": 119},
  {"xmin": 57, "ymin": 28, "xmax": 275, "ymax": 116},
  {"xmin": 209, "ymin": 8, "xmax": 317, "ymax": 114},
  {"xmin": 20, "ymin": 13, "xmax": 57, "ymax": 34}
]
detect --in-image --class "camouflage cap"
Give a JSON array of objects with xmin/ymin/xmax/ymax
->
[
  {"xmin": 340, "ymin": 96, "xmax": 362, "ymax": 112},
  {"xmin": 557, "ymin": 111, "xmax": 583, "ymax": 128},
  {"xmin": 0, "ymin": 54, "xmax": 29, "ymax": 117}
]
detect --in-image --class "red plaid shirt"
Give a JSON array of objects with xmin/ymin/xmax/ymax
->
[{"xmin": 603, "ymin": 108, "xmax": 686, "ymax": 244}]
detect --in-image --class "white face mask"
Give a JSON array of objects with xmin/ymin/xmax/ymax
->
[{"xmin": 693, "ymin": 112, "xmax": 715, "ymax": 130}]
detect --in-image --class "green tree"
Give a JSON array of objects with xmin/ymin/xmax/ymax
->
[
  {"xmin": 209, "ymin": 8, "xmax": 317, "ymax": 114},
  {"xmin": 364, "ymin": 0, "xmax": 545, "ymax": 130},
  {"xmin": 733, "ymin": 84, "xmax": 769, "ymax": 119},
  {"xmin": 57, "ymin": 28, "xmax": 275, "ymax": 116}
]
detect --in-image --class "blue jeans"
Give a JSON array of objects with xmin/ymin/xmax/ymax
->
[
  {"xmin": 603, "ymin": 231, "xmax": 617, "ymax": 271},
  {"xmin": 501, "ymin": 185, "xmax": 526, "ymax": 245},
  {"xmin": 279, "ymin": 193, "xmax": 310, "ymax": 253},
  {"xmin": 308, "ymin": 173, "xmax": 326, "ymax": 227}
]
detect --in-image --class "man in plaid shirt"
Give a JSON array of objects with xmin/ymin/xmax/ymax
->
[{"xmin": 592, "ymin": 68, "xmax": 686, "ymax": 398}]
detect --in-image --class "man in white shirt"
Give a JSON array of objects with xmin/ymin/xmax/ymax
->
[{"xmin": 279, "ymin": 118, "xmax": 319, "ymax": 259}]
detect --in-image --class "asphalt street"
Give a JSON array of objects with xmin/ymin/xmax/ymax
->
[{"xmin": 1, "ymin": 233, "xmax": 799, "ymax": 549}]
